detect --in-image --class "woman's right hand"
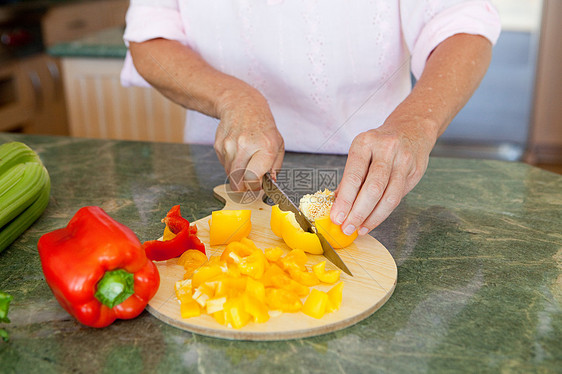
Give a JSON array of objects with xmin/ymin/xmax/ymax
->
[{"xmin": 214, "ymin": 90, "xmax": 285, "ymax": 191}]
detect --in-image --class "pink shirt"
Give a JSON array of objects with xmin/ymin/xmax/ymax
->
[{"xmin": 121, "ymin": 0, "xmax": 500, "ymax": 154}]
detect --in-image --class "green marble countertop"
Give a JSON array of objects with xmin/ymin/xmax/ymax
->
[
  {"xmin": 48, "ymin": 26, "xmax": 126, "ymax": 59},
  {"xmin": 0, "ymin": 133, "xmax": 561, "ymax": 373}
]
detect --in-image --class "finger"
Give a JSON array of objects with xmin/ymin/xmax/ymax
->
[
  {"xmin": 269, "ymin": 142, "xmax": 285, "ymax": 180},
  {"xmin": 357, "ymin": 169, "xmax": 406, "ymax": 235},
  {"xmin": 244, "ymin": 148, "xmax": 280, "ymax": 191},
  {"xmin": 228, "ymin": 148, "xmax": 253, "ymax": 191},
  {"xmin": 341, "ymin": 160, "xmax": 392, "ymax": 235},
  {"xmin": 330, "ymin": 145, "xmax": 370, "ymax": 226}
]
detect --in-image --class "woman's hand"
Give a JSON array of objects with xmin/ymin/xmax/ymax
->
[
  {"xmin": 330, "ymin": 118, "xmax": 436, "ymax": 236},
  {"xmin": 330, "ymin": 33, "xmax": 493, "ymax": 235},
  {"xmin": 215, "ymin": 91, "xmax": 285, "ymax": 191}
]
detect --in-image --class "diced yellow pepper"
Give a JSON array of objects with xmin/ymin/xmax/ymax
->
[
  {"xmin": 265, "ymin": 288, "xmax": 303, "ymax": 313},
  {"xmin": 220, "ymin": 240, "xmax": 255, "ymax": 263},
  {"xmin": 234, "ymin": 251, "xmax": 267, "ymax": 280},
  {"xmin": 193, "ymin": 282, "xmax": 216, "ymax": 307},
  {"xmin": 326, "ymin": 282, "xmax": 344, "ymax": 313},
  {"xmin": 264, "ymin": 246, "xmax": 284, "ymax": 263},
  {"xmin": 178, "ymin": 249, "xmax": 208, "ymax": 279},
  {"xmin": 314, "ymin": 215, "xmax": 358, "ymax": 249},
  {"xmin": 206, "ymin": 296, "xmax": 227, "ymax": 314},
  {"xmin": 288, "ymin": 267, "xmax": 320, "ymax": 287},
  {"xmin": 175, "ymin": 279, "xmax": 193, "ymax": 303},
  {"xmin": 279, "ymin": 248, "xmax": 308, "ymax": 272},
  {"xmin": 312, "ymin": 261, "xmax": 341, "ymax": 284},
  {"xmin": 224, "ymin": 297, "xmax": 251, "ymax": 329},
  {"xmin": 192, "ymin": 264, "xmax": 223, "ymax": 288},
  {"xmin": 209, "ymin": 210, "xmax": 252, "ymax": 246},
  {"xmin": 214, "ymin": 276, "xmax": 247, "ymax": 298},
  {"xmin": 245, "ymin": 277, "xmax": 266, "ymax": 303},
  {"xmin": 180, "ymin": 299, "xmax": 201, "ymax": 319},
  {"xmin": 213, "ymin": 310, "xmax": 228, "ymax": 326},
  {"xmin": 243, "ymin": 294, "xmax": 270, "ymax": 323},
  {"xmin": 302, "ymin": 288, "xmax": 329, "ymax": 319}
]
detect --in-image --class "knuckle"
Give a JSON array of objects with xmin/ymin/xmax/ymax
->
[{"xmin": 364, "ymin": 180, "xmax": 385, "ymax": 198}]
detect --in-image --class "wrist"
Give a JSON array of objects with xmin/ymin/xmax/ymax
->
[{"xmin": 215, "ymin": 82, "xmax": 269, "ymax": 119}]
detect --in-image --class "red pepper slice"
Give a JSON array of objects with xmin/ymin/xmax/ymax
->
[
  {"xmin": 142, "ymin": 205, "xmax": 205, "ymax": 261},
  {"xmin": 37, "ymin": 207, "xmax": 160, "ymax": 328}
]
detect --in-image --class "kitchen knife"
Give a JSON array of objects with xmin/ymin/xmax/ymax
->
[{"xmin": 262, "ymin": 172, "xmax": 353, "ymax": 276}]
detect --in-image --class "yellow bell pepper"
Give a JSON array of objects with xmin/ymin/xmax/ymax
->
[
  {"xmin": 302, "ymin": 288, "xmax": 329, "ymax": 319},
  {"xmin": 326, "ymin": 282, "xmax": 344, "ymax": 313},
  {"xmin": 209, "ymin": 210, "xmax": 252, "ymax": 246},
  {"xmin": 270, "ymin": 205, "xmax": 323, "ymax": 254},
  {"xmin": 312, "ymin": 261, "xmax": 341, "ymax": 284},
  {"xmin": 314, "ymin": 215, "xmax": 358, "ymax": 249}
]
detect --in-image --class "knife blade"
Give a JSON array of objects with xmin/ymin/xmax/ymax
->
[{"xmin": 262, "ymin": 172, "xmax": 353, "ymax": 276}]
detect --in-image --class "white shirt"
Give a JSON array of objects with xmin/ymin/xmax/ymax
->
[{"xmin": 121, "ymin": 0, "xmax": 501, "ymax": 154}]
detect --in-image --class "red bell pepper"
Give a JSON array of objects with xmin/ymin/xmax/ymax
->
[
  {"xmin": 142, "ymin": 205, "xmax": 205, "ymax": 261},
  {"xmin": 37, "ymin": 207, "xmax": 160, "ymax": 328}
]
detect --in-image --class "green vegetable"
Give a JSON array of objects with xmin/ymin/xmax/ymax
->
[
  {"xmin": 0, "ymin": 142, "xmax": 51, "ymax": 253},
  {"xmin": 0, "ymin": 291, "xmax": 12, "ymax": 342}
]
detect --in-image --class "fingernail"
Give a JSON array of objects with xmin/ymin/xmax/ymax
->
[
  {"xmin": 335, "ymin": 212, "xmax": 345, "ymax": 225},
  {"xmin": 343, "ymin": 225, "xmax": 355, "ymax": 236},
  {"xmin": 359, "ymin": 227, "xmax": 369, "ymax": 236}
]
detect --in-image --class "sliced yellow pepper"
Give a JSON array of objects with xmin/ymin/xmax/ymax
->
[
  {"xmin": 209, "ymin": 210, "xmax": 252, "ymax": 246},
  {"xmin": 302, "ymin": 288, "xmax": 329, "ymax": 319},
  {"xmin": 314, "ymin": 215, "xmax": 358, "ymax": 249},
  {"xmin": 312, "ymin": 261, "xmax": 341, "ymax": 284},
  {"xmin": 270, "ymin": 205, "xmax": 323, "ymax": 254}
]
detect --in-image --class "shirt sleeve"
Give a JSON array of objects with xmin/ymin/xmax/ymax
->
[
  {"xmin": 401, "ymin": 0, "xmax": 501, "ymax": 79},
  {"xmin": 120, "ymin": 0, "xmax": 186, "ymax": 87}
]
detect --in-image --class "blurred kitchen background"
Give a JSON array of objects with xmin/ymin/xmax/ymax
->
[{"xmin": 0, "ymin": 0, "xmax": 560, "ymax": 174}]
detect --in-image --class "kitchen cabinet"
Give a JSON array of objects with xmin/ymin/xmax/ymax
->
[
  {"xmin": 0, "ymin": 54, "xmax": 68, "ymax": 135},
  {"xmin": 60, "ymin": 57, "xmax": 185, "ymax": 142},
  {"xmin": 41, "ymin": 0, "xmax": 129, "ymax": 47}
]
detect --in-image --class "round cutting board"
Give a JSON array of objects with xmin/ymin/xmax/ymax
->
[{"xmin": 146, "ymin": 184, "xmax": 397, "ymax": 341}]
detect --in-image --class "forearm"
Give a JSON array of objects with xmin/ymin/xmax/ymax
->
[
  {"xmin": 128, "ymin": 38, "xmax": 267, "ymax": 119},
  {"xmin": 383, "ymin": 33, "xmax": 493, "ymax": 140}
]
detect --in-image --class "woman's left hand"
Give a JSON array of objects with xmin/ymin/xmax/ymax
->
[{"xmin": 330, "ymin": 117, "xmax": 437, "ymax": 236}]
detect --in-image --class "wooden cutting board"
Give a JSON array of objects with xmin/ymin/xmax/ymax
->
[{"xmin": 146, "ymin": 184, "xmax": 397, "ymax": 341}]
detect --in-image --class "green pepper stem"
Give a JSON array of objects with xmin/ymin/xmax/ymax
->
[{"xmin": 95, "ymin": 269, "xmax": 135, "ymax": 308}]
